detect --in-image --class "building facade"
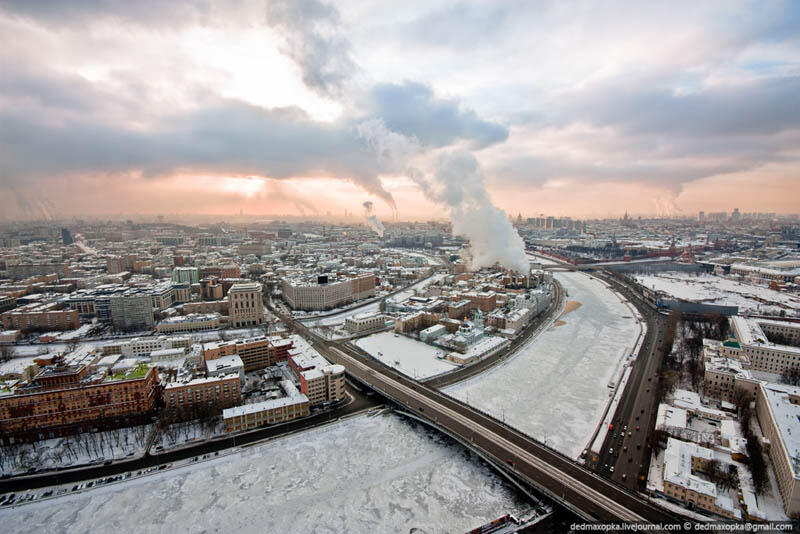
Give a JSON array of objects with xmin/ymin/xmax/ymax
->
[
  {"xmin": 228, "ymin": 282, "xmax": 264, "ymax": 327},
  {"xmin": 110, "ymin": 290, "xmax": 154, "ymax": 332},
  {"xmin": 163, "ymin": 374, "xmax": 242, "ymax": 421},
  {"xmin": 281, "ymin": 273, "xmax": 376, "ymax": 311}
]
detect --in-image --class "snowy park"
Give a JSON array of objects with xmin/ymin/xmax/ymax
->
[
  {"xmin": 0, "ymin": 414, "xmax": 529, "ymax": 533},
  {"xmin": 355, "ymin": 331, "xmax": 457, "ymax": 379},
  {"xmin": 446, "ymin": 271, "xmax": 641, "ymax": 460},
  {"xmin": 634, "ymin": 271, "xmax": 800, "ymax": 316}
]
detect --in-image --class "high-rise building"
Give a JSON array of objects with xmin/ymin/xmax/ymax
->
[
  {"xmin": 228, "ymin": 282, "xmax": 264, "ymax": 327},
  {"xmin": 60, "ymin": 228, "xmax": 73, "ymax": 245},
  {"xmin": 698, "ymin": 211, "xmax": 705, "ymax": 223},
  {"xmin": 171, "ymin": 266, "xmax": 199, "ymax": 285},
  {"xmin": 110, "ymin": 289, "xmax": 155, "ymax": 332}
]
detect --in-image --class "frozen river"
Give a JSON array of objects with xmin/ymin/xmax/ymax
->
[
  {"xmin": 0, "ymin": 415, "xmax": 527, "ymax": 534},
  {"xmin": 446, "ymin": 271, "xmax": 641, "ymax": 460}
]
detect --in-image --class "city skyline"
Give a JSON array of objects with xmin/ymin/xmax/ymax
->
[{"xmin": 1, "ymin": 1, "xmax": 798, "ymax": 221}]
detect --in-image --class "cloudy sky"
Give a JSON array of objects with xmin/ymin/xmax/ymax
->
[{"xmin": 1, "ymin": 0, "xmax": 798, "ymax": 221}]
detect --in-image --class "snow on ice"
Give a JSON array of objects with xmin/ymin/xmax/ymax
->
[
  {"xmin": 0, "ymin": 415, "xmax": 527, "ymax": 533},
  {"xmin": 446, "ymin": 271, "xmax": 640, "ymax": 459}
]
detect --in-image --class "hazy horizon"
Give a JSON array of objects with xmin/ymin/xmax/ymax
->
[{"xmin": 1, "ymin": 1, "xmax": 798, "ymax": 222}]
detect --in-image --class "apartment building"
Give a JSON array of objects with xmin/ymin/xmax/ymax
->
[
  {"xmin": 203, "ymin": 336, "xmax": 293, "ymax": 372},
  {"xmin": 1, "ymin": 301, "xmax": 79, "ymax": 333},
  {"xmin": 163, "ymin": 373, "xmax": 242, "ymax": 421},
  {"xmin": 0, "ymin": 349, "xmax": 159, "ymax": 440},
  {"xmin": 298, "ymin": 364, "xmax": 346, "ymax": 405},
  {"xmin": 281, "ymin": 273, "xmax": 376, "ymax": 311}
]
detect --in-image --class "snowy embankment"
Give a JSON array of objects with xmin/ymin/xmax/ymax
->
[
  {"xmin": 0, "ymin": 415, "xmax": 528, "ymax": 533},
  {"xmin": 446, "ymin": 271, "xmax": 641, "ymax": 460}
]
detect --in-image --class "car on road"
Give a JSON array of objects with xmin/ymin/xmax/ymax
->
[{"xmin": 609, "ymin": 448, "xmax": 613, "ymax": 455}]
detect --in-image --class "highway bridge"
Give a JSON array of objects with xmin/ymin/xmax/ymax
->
[{"xmin": 288, "ymin": 319, "xmax": 680, "ymax": 523}]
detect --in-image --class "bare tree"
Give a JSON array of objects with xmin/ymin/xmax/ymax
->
[{"xmin": 0, "ymin": 344, "xmax": 16, "ymax": 362}]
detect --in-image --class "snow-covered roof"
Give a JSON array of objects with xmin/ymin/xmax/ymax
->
[
  {"xmin": 760, "ymin": 383, "xmax": 800, "ymax": 479},
  {"xmin": 206, "ymin": 354, "xmax": 244, "ymax": 373},
  {"xmin": 663, "ymin": 438, "xmax": 714, "ymax": 493},
  {"xmin": 656, "ymin": 403, "xmax": 687, "ymax": 430}
]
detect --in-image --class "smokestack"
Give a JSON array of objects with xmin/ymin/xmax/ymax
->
[{"xmin": 362, "ymin": 201, "xmax": 385, "ymax": 237}]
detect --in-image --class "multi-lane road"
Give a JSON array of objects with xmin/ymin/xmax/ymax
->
[{"xmin": 594, "ymin": 273, "xmax": 668, "ymax": 490}]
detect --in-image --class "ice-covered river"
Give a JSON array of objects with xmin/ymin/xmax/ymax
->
[
  {"xmin": 1, "ymin": 415, "xmax": 527, "ymax": 533},
  {"xmin": 446, "ymin": 271, "xmax": 641, "ymax": 459}
]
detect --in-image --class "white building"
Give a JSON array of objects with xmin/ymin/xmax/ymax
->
[
  {"xmin": 755, "ymin": 382, "xmax": 800, "ymax": 516},
  {"xmin": 344, "ymin": 313, "xmax": 387, "ymax": 335}
]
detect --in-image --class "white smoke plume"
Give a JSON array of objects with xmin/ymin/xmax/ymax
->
[
  {"xmin": 362, "ymin": 200, "xmax": 385, "ymax": 237},
  {"xmin": 356, "ymin": 119, "xmax": 527, "ymax": 273},
  {"xmin": 408, "ymin": 152, "xmax": 529, "ymax": 274}
]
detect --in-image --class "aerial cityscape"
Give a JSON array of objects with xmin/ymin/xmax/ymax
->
[{"xmin": 1, "ymin": 1, "xmax": 799, "ymax": 533}]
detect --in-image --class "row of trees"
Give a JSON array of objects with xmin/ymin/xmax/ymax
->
[
  {"xmin": 735, "ymin": 393, "xmax": 769, "ymax": 494},
  {"xmin": 0, "ymin": 424, "xmax": 150, "ymax": 474}
]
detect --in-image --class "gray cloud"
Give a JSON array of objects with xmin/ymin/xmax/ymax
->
[
  {"xmin": 0, "ymin": 91, "xmax": 397, "ymax": 205},
  {"xmin": 0, "ymin": 0, "xmax": 213, "ymax": 27},
  {"xmin": 397, "ymin": 2, "xmax": 511, "ymax": 49},
  {"xmin": 564, "ymin": 76, "xmax": 800, "ymax": 138},
  {"xmin": 367, "ymin": 82, "xmax": 508, "ymax": 149},
  {"xmin": 265, "ymin": 0, "xmax": 356, "ymax": 98}
]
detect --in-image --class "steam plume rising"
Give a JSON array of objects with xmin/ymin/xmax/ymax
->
[
  {"xmin": 408, "ymin": 152, "xmax": 529, "ymax": 274},
  {"xmin": 362, "ymin": 200, "xmax": 385, "ymax": 237}
]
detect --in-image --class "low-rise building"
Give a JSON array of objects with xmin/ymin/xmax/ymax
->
[
  {"xmin": 223, "ymin": 380, "xmax": 309, "ymax": 432},
  {"xmin": 661, "ymin": 438, "xmax": 740, "ymax": 520},
  {"xmin": 344, "ymin": 313, "xmax": 387, "ymax": 335},
  {"xmin": 156, "ymin": 313, "xmax": 221, "ymax": 333}
]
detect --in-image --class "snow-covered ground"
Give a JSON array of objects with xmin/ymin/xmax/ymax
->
[
  {"xmin": 634, "ymin": 272, "xmax": 800, "ymax": 316},
  {"xmin": 0, "ymin": 425, "xmax": 152, "ymax": 475},
  {"xmin": 0, "ymin": 355, "xmax": 39, "ymax": 376},
  {"xmin": 152, "ymin": 419, "xmax": 226, "ymax": 452},
  {"xmin": 446, "ymin": 271, "xmax": 641, "ymax": 459},
  {"xmin": 355, "ymin": 331, "xmax": 457, "ymax": 379},
  {"xmin": 0, "ymin": 414, "xmax": 528, "ymax": 533}
]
